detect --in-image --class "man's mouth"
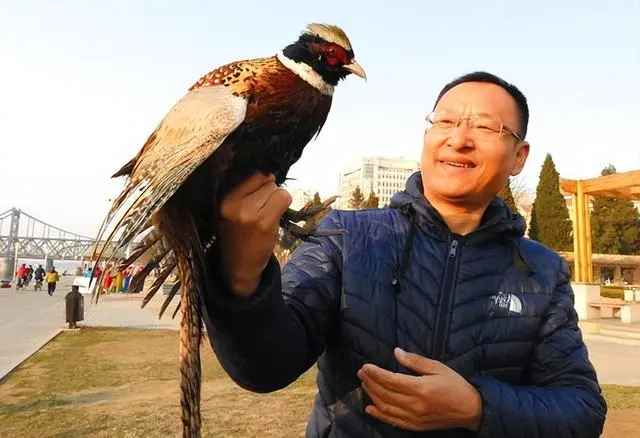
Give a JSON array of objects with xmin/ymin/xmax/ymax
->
[{"xmin": 440, "ymin": 160, "xmax": 476, "ymax": 169}]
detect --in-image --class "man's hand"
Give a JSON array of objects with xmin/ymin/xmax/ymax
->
[
  {"xmin": 219, "ymin": 173, "xmax": 292, "ymax": 297},
  {"xmin": 357, "ymin": 348, "xmax": 483, "ymax": 432}
]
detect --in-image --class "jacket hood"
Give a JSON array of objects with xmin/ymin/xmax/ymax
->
[{"xmin": 390, "ymin": 171, "xmax": 527, "ymax": 245}]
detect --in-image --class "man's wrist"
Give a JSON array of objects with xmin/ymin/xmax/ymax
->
[{"xmin": 462, "ymin": 388, "xmax": 483, "ymax": 432}]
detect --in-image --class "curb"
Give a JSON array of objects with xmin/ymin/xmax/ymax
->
[{"xmin": 0, "ymin": 327, "xmax": 64, "ymax": 383}]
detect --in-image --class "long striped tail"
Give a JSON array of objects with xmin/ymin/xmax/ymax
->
[{"xmin": 178, "ymin": 257, "xmax": 202, "ymax": 437}]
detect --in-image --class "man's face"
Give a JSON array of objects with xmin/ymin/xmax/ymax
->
[{"xmin": 421, "ymin": 82, "xmax": 529, "ymax": 208}]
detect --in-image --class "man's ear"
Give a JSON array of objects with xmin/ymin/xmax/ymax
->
[{"xmin": 511, "ymin": 141, "xmax": 530, "ymax": 176}]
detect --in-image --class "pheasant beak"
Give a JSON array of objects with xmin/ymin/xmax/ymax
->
[{"xmin": 343, "ymin": 59, "xmax": 367, "ymax": 81}]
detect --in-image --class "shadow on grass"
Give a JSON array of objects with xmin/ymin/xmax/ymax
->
[{"xmin": 0, "ymin": 390, "xmax": 115, "ymax": 414}]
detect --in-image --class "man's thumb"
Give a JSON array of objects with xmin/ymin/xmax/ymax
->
[{"xmin": 394, "ymin": 347, "xmax": 442, "ymax": 375}]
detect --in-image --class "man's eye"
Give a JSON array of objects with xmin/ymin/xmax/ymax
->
[{"xmin": 436, "ymin": 119, "xmax": 456, "ymax": 128}]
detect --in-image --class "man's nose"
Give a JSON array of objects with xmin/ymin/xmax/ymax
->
[{"xmin": 446, "ymin": 122, "xmax": 475, "ymax": 150}]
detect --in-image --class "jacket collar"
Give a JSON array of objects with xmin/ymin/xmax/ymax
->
[{"xmin": 389, "ymin": 171, "xmax": 526, "ymax": 245}]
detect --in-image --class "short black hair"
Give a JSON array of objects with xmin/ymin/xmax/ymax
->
[{"xmin": 433, "ymin": 71, "xmax": 529, "ymax": 140}]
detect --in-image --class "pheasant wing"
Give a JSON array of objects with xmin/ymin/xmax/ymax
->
[{"xmin": 91, "ymin": 86, "xmax": 247, "ymax": 294}]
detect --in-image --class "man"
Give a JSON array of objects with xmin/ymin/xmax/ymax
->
[
  {"xmin": 15, "ymin": 263, "xmax": 28, "ymax": 289},
  {"xmin": 45, "ymin": 266, "xmax": 60, "ymax": 296},
  {"xmin": 204, "ymin": 72, "xmax": 607, "ymax": 437},
  {"xmin": 34, "ymin": 264, "xmax": 46, "ymax": 290},
  {"xmin": 34, "ymin": 264, "xmax": 45, "ymax": 282}
]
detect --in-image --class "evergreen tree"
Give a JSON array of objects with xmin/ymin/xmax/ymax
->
[
  {"xmin": 529, "ymin": 153, "xmax": 573, "ymax": 251},
  {"xmin": 362, "ymin": 191, "xmax": 380, "ymax": 209},
  {"xmin": 497, "ymin": 178, "xmax": 518, "ymax": 213},
  {"xmin": 591, "ymin": 165, "xmax": 640, "ymax": 255},
  {"xmin": 348, "ymin": 185, "xmax": 365, "ymax": 210}
]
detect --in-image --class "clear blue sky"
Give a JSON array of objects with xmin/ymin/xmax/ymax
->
[{"xmin": 1, "ymin": 0, "xmax": 638, "ymax": 236}]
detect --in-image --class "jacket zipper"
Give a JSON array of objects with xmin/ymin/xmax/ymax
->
[{"xmin": 431, "ymin": 238, "xmax": 461, "ymax": 361}]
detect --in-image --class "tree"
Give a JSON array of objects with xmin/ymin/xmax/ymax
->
[
  {"xmin": 362, "ymin": 191, "xmax": 380, "ymax": 209},
  {"xmin": 590, "ymin": 165, "xmax": 640, "ymax": 255},
  {"xmin": 529, "ymin": 153, "xmax": 573, "ymax": 251},
  {"xmin": 510, "ymin": 174, "xmax": 531, "ymax": 207},
  {"xmin": 348, "ymin": 185, "xmax": 365, "ymax": 210},
  {"xmin": 497, "ymin": 178, "xmax": 518, "ymax": 213}
]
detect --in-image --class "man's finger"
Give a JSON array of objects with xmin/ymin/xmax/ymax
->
[
  {"xmin": 395, "ymin": 348, "xmax": 443, "ymax": 376},
  {"xmin": 359, "ymin": 373, "xmax": 415, "ymax": 411},
  {"xmin": 261, "ymin": 188, "xmax": 293, "ymax": 225},
  {"xmin": 242, "ymin": 179, "xmax": 282, "ymax": 211},
  {"xmin": 359, "ymin": 364, "xmax": 417, "ymax": 395},
  {"xmin": 365, "ymin": 404, "xmax": 422, "ymax": 432},
  {"xmin": 229, "ymin": 172, "xmax": 276, "ymax": 199}
]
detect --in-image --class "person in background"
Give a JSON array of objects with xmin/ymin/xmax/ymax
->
[
  {"xmin": 34, "ymin": 264, "xmax": 45, "ymax": 281},
  {"xmin": 33, "ymin": 264, "xmax": 46, "ymax": 287},
  {"xmin": 15, "ymin": 263, "xmax": 28, "ymax": 289},
  {"xmin": 113, "ymin": 269, "xmax": 124, "ymax": 293},
  {"xmin": 122, "ymin": 267, "xmax": 132, "ymax": 292},
  {"xmin": 45, "ymin": 266, "xmax": 60, "ymax": 296}
]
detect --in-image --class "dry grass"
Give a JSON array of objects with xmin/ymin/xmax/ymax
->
[
  {"xmin": 1, "ymin": 327, "xmax": 639, "ymax": 437},
  {"xmin": 0, "ymin": 327, "xmax": 315, "ymax": 437}
]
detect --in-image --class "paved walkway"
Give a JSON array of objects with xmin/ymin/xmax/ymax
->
[
  {"xmin": 1, "ymin": 278, "xmax": 639, "ymax": 385},
  {"xmin": 0, "ymin": 277, "xmax": 179, "ymax": 380}
]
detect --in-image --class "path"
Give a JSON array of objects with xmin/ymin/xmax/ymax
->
[{"xmin": 0, "ymin": 277, "xmax": 178, "ymax": 380}]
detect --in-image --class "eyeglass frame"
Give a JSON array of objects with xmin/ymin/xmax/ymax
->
[{"xmin": 425, "ymin": 110, "xmax": 523, "ymax": 143}]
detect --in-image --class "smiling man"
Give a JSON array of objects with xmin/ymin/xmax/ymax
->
[{"xmin": 206, "ymin": 71, "xmax": 607, "ymax": 437}]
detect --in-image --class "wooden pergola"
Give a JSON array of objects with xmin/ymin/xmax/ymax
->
[{"xmin": 559, "ymin": 169, "xmax": 640, "ymax": 283}]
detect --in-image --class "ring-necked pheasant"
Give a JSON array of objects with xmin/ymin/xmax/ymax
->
[{"xmin": 91, "ymin": 23, "xmax": 365, "ymax": 437}]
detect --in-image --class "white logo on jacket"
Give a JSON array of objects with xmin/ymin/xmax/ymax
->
[{"xmin": 488, "ymin": 291, "xmax": 523, "ymax": 316}]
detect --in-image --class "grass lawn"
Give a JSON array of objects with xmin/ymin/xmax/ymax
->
[{"xmin": 1, "ymin": 328, "xmax": 638, "ymax": 437}]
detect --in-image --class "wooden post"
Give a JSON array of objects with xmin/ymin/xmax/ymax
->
[
  {"xmin": 571, "ymin": 194, "xmax": 581, "ymax": 282},
  {"xmin": 584, "ymin": 194, "xmax": 593, "ymax": 282},
  {"xmin": 576, "ymin": 181, "xmax": 586, "ymax": 282}
]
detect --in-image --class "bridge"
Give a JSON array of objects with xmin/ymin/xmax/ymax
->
[
  {"xmin": 0, "ymin": 208, "xmax": 96, "ymax": 260},
  {"xmin": 0, "ymin": 208, "xmax": 101, "ymax": 281}
]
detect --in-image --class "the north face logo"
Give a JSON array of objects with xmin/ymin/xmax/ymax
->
[{"xmin": 488, "ymin": 291, "xmax": 522, "ymax": 316}]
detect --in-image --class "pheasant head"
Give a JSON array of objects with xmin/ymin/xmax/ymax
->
[{"xmin": 279, "ymin": 23, "xmax": 366, "ymax": 91}]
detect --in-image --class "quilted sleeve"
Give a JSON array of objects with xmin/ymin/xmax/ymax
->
[
  {"xmin": 470, "ymin": 258, "xmax": 607, "ymax": 437},
  {"xmin": 201, "ymin": 210, "xmax": 344, "ymax": 393}
]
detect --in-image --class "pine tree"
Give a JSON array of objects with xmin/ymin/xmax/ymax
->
[
  {"xmin": 348, "ymin": 185, "xmax": 365, "ymax": 210},
  {"xmin": 529, "ymin": 153, "xmax": 573, "ymax": 251},
  {"xmin": 497, "ymin": 178, "xmax": 518, "ymax": 213},
  {"xmin": 591, "ymin": 165, "xmax": 640, "ymax": 255},
  {"xmin": 362, "ymin": 191, "xmax": 380, "ymax": 209}
]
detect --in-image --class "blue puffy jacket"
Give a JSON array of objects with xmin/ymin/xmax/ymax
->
[{"xmin": 203, "ymin": 171, "xmax": 607, "ymax": 437}]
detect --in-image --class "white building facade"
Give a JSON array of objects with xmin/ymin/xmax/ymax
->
[
  {"xmin": 289, "ymin": 188, "xmax": 314, "ymax": 211},
  {"xmin": 337, "ymin": 156, "xmax": 420, "ymax": 209}
]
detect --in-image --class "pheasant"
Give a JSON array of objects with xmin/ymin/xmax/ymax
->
[{"xmin": 91, "ymin": 23, "xmax": 365, "ymax": 437}]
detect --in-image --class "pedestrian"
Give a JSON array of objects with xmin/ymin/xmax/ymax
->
[
  {"xmin": 45, "ymin": 266, "xmax": 60, "ymax": 296},
  {"xmin": 207, "ymin": 72, "xmax": 607, "ymax": 437},
  {"xmin": 122, "ymin": 267, "xmax": 132, "ymax": 292}
]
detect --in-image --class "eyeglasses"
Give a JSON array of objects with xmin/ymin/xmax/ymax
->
[{"xmin": 425, "ymin": 110, "xmax": 523, "ymax": 143}]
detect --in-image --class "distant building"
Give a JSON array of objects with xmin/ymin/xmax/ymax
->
[
  {"xmin": 290, "ymin": 188, "xmax": 314, "ymax": 211},
  {"xmin": 337, "ymin": 156, "xmax": 420, "ymax": 209}
]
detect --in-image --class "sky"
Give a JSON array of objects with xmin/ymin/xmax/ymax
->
[{"xmin": 1, "ymin": 0, "xmax": 639, "ymax": 237}]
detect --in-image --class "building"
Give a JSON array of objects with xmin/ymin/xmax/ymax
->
[
  {"xmin": 337, "ymin": 156, "xmax": 420, "ymax": 209},
  {"xmin": 289, "ymin": 188, "xmax": 315, "ymax": 211},
  {"xmin": 559, "ymin": 252, "xmax": 640, "ymax": 284}
]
